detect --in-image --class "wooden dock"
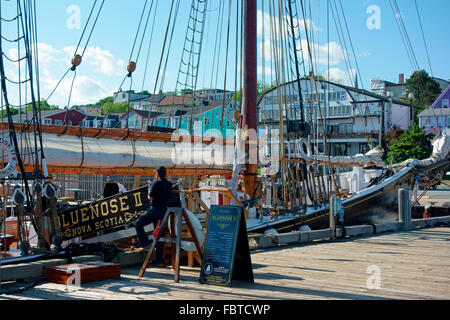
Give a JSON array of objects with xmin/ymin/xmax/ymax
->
[{"xmin": 1, "ymin": 227, "xmax": 449, "ymax": 300}]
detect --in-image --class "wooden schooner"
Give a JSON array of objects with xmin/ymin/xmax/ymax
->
[{"xmin": 1, "ymin": 0, "xmax": 449, "ymax": 266}]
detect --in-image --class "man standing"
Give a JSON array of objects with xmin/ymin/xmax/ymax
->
[{"xmin": 134, "ymin": 166, "xmax": 172, "ymax": 264}]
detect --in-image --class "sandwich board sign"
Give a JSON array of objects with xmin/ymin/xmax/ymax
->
[{"xmin": 199, "ymin": 205, "xmax": 254, "ymax": 287}]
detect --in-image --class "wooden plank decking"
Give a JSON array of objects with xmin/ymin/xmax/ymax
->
[{"xmin": 1, "ymin": 227, "xmax": 449, "ymax": 300}]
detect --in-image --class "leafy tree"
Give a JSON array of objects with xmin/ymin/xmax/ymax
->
[
  {"xmin": 386, "ymin": 123, "xmax": 433, "ymax": 164},
  {"xmin": 101, "ymin": 102, "xmax": 131, "ymax": 114},
  {"xmin": 180, "ymin": 89, "xmax": 193, "ymax": 95},
  {"xmin": 406, "ymin": 70, "xmax": 441, "ymax": 114},
  {"xmin": 382, "ymin": 126, "xmax": 404, "ymax": 160},
  {"xmin": 96, "ymin": 96, "xmax": 114, "ymax": 107},
  {"xmin": 26, "ymin": 100, "xmax": 59, "ymax": 112},
  {"xmin": 1, "ymin": 107, "xmax": 19, "ymax": 118},
  {"xmin": 232, "ymin": 81, "xmax": 276, "ymax": 102}
]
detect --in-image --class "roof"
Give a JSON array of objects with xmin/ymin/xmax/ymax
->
[
  {"xmin": 158, "ymin": 94, "xmax": 193, "ymax": 106},
  {"xmin": 430, "ymin": 85, "xmax": 450, "ymax": 109},
  {"xmin": 134, "ymin": 94, "xmax": 166, "ymax": 103},
  {"xmin": 74, "ymin": 105, "xmax": 101, "ymax": 109},
  {"xmin": 8, "ymin": 109, "xmax": 71, "ymax": 122},
  {"xmin": 84, "ymin": 114, "xmax": 121, "ymax": 121},
  {"xmin": 120, "ymin": 109, "xmax": 163, "ymax": 119},
  {"xmin": 155, "ymin": 99, "xmax": 235, "ymax": 118},
  {"xmin": 418, "ymin": 108, "xmax": 450, "ymax": 117},
  {"xmin": 258, "ymin": 78, "xmax": 415, "ymax": 108},
  {"xmin": 431, "ymin": 77, "xmax": 450, "ymax": 84}
]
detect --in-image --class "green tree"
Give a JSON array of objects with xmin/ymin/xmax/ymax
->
[
  {"xmin": 406, "ymin": 70, "xmax": 441, "ymax": 116},
  {"xmin": 180, "ymin": 89, "xmax": 193, "ymax": 95},
  {"xmin": 232, "ymin": 81, "xmax": 276, "ymax": 102},
  {"xmin": 96, "ymin": 96, "xmax": 114, "ymax": 107},
  {"xmin": 26, "ymin": 100, "xmax": 59, "ymax": 112},
  {"xmin": 1, "ymin": 107, "xmax": 19, "ymax": 118},
  {"xmin": 101, "ymin": 102, "xmax": 131, "ymax": 114},
  {"xmin": 382, "ymin": 126, "xmax": 404, "ymax": 161},
  {"xmin": 386, "ymin": 124, "xmax": 433, "ymax": 164}
]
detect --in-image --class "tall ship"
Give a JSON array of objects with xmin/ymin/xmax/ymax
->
[{"xmin": 1, "ymin": 0, "xmax": 449, "ymax": 265}]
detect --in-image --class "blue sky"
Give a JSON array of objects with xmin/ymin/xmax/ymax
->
[{"xmin": 1, "ymin": 0, "xmax": 449, "ymax": 108}]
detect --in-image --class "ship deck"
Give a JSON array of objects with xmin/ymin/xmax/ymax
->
[{"xmin": 1, "ymin": 227, "xmax": 450, "ymax": 300}]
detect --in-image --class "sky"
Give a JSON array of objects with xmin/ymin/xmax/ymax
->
[{"xmin": 1, "ymin": 0, "xmax": 449, "ymax": 109}]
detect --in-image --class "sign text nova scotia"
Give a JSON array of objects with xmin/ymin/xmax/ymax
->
[{"xmin": 58, "ymin": 187, "xmax": 149, "ymax": 240}]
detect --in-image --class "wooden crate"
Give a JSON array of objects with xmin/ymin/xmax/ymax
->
[{"xmin": 46, "ymin": 262, "xmax": 121, "ymax": 285}]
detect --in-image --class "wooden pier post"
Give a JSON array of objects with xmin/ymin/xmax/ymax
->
[
  {"xmin": 330, "ymin": 196, "xmax": 336, "ymax": 240},
  {"xmin": 399, "ymin": 188, "xmax": 412, "ymax": 231}
]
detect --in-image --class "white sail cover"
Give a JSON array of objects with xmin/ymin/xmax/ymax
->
[{"xmin": 12, "ymin": 131, "xmax": 233, "ymax": 171}]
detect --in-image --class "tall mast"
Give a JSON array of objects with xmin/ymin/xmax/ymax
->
[{"xmin": 242, "ymin": 0, "xmax": 258, "ymax": 198}]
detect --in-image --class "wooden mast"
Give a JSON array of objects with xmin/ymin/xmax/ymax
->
[{"xmin": 242, "ymin": 0, "xmax": 258, "ymax": 198}]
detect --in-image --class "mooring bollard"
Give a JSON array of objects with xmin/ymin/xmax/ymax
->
[
  {"xmin": 398, "ymin": 188, "xmax": 412, "ymax": 231},
  {"xmin": 330, "ymin": 196, "xmax": 336, "ymax": 240}
]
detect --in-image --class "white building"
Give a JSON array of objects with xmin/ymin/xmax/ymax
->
[
  {"xmin": 258, "ymin": 79, "xmax": 413, "ymax": 157},
  {"xmin": 194, "ymin": 89, "xmax": 235, "ymax": 101},
  {"xmin": 371, "ymin": 73, "xmax": 449, "ymax": 100}
]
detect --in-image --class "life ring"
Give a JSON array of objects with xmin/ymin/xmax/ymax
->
[
  {"xmin": 0, "ymin": 136, "xmax": 17, "ymax": 178},
  {"xmin": 169, "ymin": 209, "xmax": 204, "ymax": 252},
  {"xmin": 12, "ymin": 188, "xmax": 25, "ymax": 205}
]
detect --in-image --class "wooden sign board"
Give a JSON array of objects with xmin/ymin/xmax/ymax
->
[
  {"xmin": 199, "ymin": 205, "xmax": 254, "ymax": 287},
  {"xmin": 58, "ymin": 186, "xmax": 149, "ymax": 241}
]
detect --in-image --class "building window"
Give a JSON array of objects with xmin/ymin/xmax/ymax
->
[
  {"xmin": 438, "ymin": 117, "xmax": 445, "ymax": 128},
  {"xmin": 333, "ymin": 143, "xmax": 349, "ymax": 156},
  {"xmin": 442, "ymin": 99, "xmax": 449, "ymax": 108},
  {"xmin": 339, "ymin": 123, "xmax": 353, "ymax": 133},
  {"xmin": 430, "ymin": 117, "xmax": 437, "ymax": 128},
  {"xmin": 422, "ymin": 117, "xmax": 429, "ymax": 128},
  {"xmin": 328, "ymin": 91, "xmax": 346, "ymax": 101},
  {"xmin": 359, "ymin": 143, "xmax": 370, "ymax": 154},
  {"xmin": 447, "ymin": 117, "xmax": 450, "ymax": 129},
  {"xmin": 55, "ymin": 120, "xmax": 62, "ymax": 125},
  {"xmin": 43, "ymin": 119, "xmax": 51, "ymax": 125},
  {"xmin": 328, "ymin": 105, "xmax": 351, "ymax": 117}
]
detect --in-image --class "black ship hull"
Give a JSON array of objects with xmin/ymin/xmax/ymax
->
[{"xmin": 247, "ymin": 158, "xmax": 450, "ymax": 234}]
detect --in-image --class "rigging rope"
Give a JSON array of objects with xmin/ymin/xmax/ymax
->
[
  {"xmin": 414, "ymin": 0, "xmax": 433, "ymax": 77},
  {"xmin": 46, "ymin": 0, "xmax": 105, "ymax": 103}
]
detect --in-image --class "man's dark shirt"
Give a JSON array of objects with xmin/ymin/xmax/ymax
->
[{"xmin": 149, "ymin": 178, "xmax": 173, "ymax": 208}]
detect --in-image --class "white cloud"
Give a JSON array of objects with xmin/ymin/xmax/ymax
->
[
  {"xmin": 0, "ymin": 43, "xmax": 123, "ymax": 108},
  {"xmin": 257, "ymin": 65, "xmax": 275, "ymax": 76},
  {"xmin": 300, "ymin": 40, "xmax": 348, "ymax": 66},
  {"xmin": 62, "ymin": 45, "xmax": 125, "ymax": 76},
  {"xmin": 37, "ymin": 43, "xmax": 61, "ymax": 64},
  {"xmin": 257, "ymin": 10, "xmax": 320, "ymax": 40},
  {"xmin": 41, "ymin": 69, "xmax": 112, "ymax": 106},
  {"xmin": 322, "ymin": 67, "xmax": 356, "ymax": 85},
  {"xmin": 256, "ymin": 10, "xmax": 346, "ymax": 68}
]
